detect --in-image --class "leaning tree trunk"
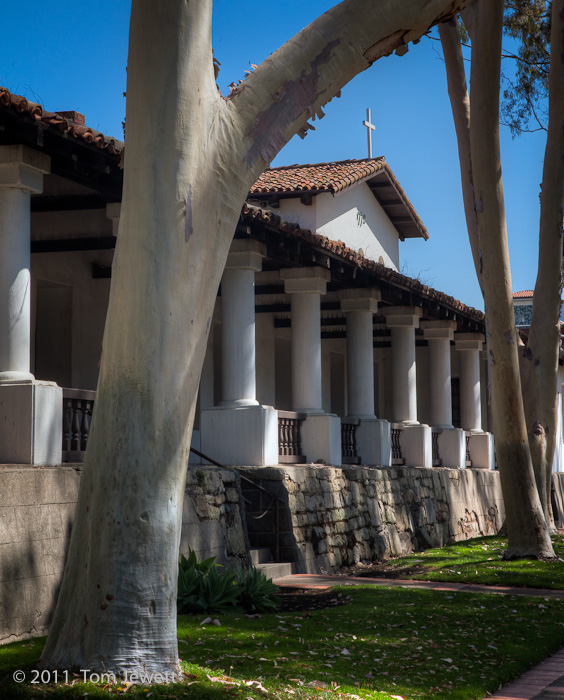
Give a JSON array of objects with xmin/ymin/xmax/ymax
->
[
  {"xmin": 41, "ymin": 0, "xmax": 472, "ymax": 676},
  {"xmin": 469, "ymin": 0, "xmax": 554, "ymax": 558},
  {"xmin": 519, "ymin": 0, "xmax": 564, "ymax": 528},
  {"xmin": 439, "ymin": 17, "xmax": 482, "ymax": 287}
]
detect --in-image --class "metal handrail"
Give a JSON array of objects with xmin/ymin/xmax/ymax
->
[{"xmin": 189, "ymin": 447, "xmax": 284, "ymax": 561}]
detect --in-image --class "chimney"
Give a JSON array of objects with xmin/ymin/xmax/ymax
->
[{"xmin": 57, "ymin": 110, "xmax": 85, "ymax": 126}]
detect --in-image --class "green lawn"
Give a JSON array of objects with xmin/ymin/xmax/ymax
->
[
  {"xmin": 2, "ymin": 584, "xmax": 564, "ymax": 700},
  {"xmin": 367, "ymin": 534, "xmax": 564, "ymax": 589}
]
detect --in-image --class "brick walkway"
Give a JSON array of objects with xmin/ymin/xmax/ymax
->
[{"xmin": 273, "ymin": 573, "xmax": 564, "ymax": 700}]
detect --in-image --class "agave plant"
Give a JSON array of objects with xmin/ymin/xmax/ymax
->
[{"xmin": 236, "ymin": 567, "xmax": 281, "ymax": 614}]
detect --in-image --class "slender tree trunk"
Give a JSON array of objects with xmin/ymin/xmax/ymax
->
[
  {"xmin": 40, "ymin": 0, "xmax": 472, "ymax": 676},
  {"xmin": 438, "ymin": 19, "xmax": 482, "ymax": 287},
  {"xmin": 520, "ymin": 0, "xmax": 564, "ymax": 528},
  {"xmin": 469, "ymin": 0, "xmax": 554, "ymax": 559}
]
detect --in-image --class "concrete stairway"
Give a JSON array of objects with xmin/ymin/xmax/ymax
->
[{"xmin": 250, "ymin": 547, "xmax": 294, "ymax": 579}]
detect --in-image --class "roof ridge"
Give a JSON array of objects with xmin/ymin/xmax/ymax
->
[{"xmin": 263, "ymin": 156, "xmax": 386, "ymax": 172}]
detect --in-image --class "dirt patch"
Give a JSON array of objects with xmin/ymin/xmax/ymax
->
[
  {"xmin": 275, "ymin": 588, "xmax": 353, "ymax": 613},
  {"xmin": 338, "ymin": 560, "xmax": 429, "ymax": 579}
]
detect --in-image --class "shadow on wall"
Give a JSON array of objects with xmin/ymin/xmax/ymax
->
[{"xmin": 0, "ymin": 516, "xmax": 73, "ymax": 644}]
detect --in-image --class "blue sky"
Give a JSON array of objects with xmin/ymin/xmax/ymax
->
[{"xmin": 1, "ymin": 1, "xmax": 548, "ymax": 312}]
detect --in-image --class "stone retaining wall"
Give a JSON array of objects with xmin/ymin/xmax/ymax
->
[
  {"xmin": 238, "ymin": 465, "xmax": 506, "ymax": 574},
  {"xmin": 0, "ymin": 465, "xmax": 248, "ymax": 644}
]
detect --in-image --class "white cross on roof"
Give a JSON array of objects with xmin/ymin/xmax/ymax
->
[{"xmin": 363, "ymin": 108, "xmax": 375, "ymax": 158}]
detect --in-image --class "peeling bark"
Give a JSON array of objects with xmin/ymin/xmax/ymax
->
[
  {"xmin": 40, "ymin": 0, "xmax": 474, "ymax": 676},
  {"xmin": 469, "ymin": 0, "xmax": 554, "ymax": 559}
]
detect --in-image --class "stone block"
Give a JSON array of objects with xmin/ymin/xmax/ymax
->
[
  {"xmin": 300, "ymin": 413, "xmax": 342, "ymax": 466},
  {"xmin": 35, "ymin": 468, "xmax": 80, "ymax": 505},
  {"xmin": 0, "ymin": 468, "xmax": 37, "ymax": 507},
  {"xmin": 200, "ymin": 405, "xmax": 278, "ymax": 466},
  {"xmin": 437, "ymin": 428, "xmax": 466, "ymax": 469},
  {"xmin": 468, "ymin": 432, "xmax": 495, "ymax": 469},
  {"xmin": 0, "ymin": 506, "xmax": 16, "ymax": 544},
  {"xmin": 400, "ymin": 424, "xmax": 432, "ymax": 468},
  {"xmin": 0, "ymin": 382, "xmax": 62, "ymax": 465}
]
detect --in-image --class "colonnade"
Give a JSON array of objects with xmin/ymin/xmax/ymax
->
[
  {"xmin": 201, "ymin": 240, "xmax": 492, "ymax": 468},
  {"xmin": 0, "ymin": 145, "xmax": 62, "ymax": 464}
]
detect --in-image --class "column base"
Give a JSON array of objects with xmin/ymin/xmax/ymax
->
[
  {"xmin": 437, "ymin": 427, "xmax": 465, "ymax": 468},
  {"xmin": 400, "ymin": 424, "xmax": 432, "ymax": 468},
  {"xmin": 468, "ymin": 431, "xmax": 495, "ymax": 469},
  {"xmin": 302, "ymin": 413, "xmax": 342, "ymax": 467},
  {"xmin": 0, "ymin": 371, "xmax": 35, "ymax": 384},
  {"xmin": 354, "ymin": 418, "xmax": 391, "ymax": 467},
  {"xmin": 200, "ymin": 405, "xmax": 278, "ymax": 466},
  {"xmin": 0, "ymin": 381, "xmax": 62, "ymax": 465}
]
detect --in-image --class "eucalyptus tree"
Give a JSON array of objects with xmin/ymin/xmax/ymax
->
[
  {"xmin": 440, "ymin": 0, "xmax": 563, "ymax": 558},
  {"xmin": 40, "ymin": 0, "xmax": 472, "ymax": 677}
]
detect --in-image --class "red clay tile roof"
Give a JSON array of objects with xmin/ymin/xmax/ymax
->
[
  {"xmin": 249, "ymin": 158, "xmax": 428, "ymax": 241},
  {"xmin": 0, "ymin": 88, "xmax": 123, "ymax": 155},
  {"xmin": 241, "ymin": 203, "xmax": 483, "ymax": 323},
  {"xmin": 513, "ymin": 290, "xmax": 534, "ymax": 299},
  {"xmin": 250, "ymin": 158, "xmax": 387, "ymax": 195}
]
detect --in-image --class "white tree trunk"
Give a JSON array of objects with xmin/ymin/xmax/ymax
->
[
  {"xmin": 521, "ymin": 0, "xmax": 564, "ymax": 527},
  {"xmin": 41, "ymin": 0, "xmax": 472, "ymax": 676},
  {"xmin": 469, "ymin": 0, "xmax": 554, "ymax": 559},
  {"xmin": 439, "ymin": 18, "xmax": 482, "ymax": 286}
]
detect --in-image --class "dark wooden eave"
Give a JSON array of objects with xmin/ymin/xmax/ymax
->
[{"xmin": 0, "ymin": 105, "xmax": 123, "ymax": 204}]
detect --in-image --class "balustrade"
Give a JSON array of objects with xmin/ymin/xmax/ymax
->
[
  {"xmin": 278, "ymin": 411, "xmax": 306, "ymax": 464},
  {"xmin": 341, "ymin": 418, "xmax": 360, "ymax": 465},
  {"xmin": 391, "ymin": 423, "xmax": 404, "ymax": 465},
  {"xmin": 62, "ymin": 388, "xmax": 96, "ymax": 462},
  {"xmin": 432, "ymin": 428, "xmax": 442, "ymax": 467},
  {"xmin": 465, "ymin": 431, "xmax": 473, "ymax": 467}
]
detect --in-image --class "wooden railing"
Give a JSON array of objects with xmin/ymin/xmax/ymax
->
[
  {"xmin": 62, "ymin": 388, "xmax": 96, "ymax": 462},
  {"xmin": 431, "ymin": 428, "xmax": 442, "ymax": 467},
  {"xmin": 341, "ymin": 418, "xmax": 360, "ymax": 464},
  {"xmin": 391, "ymin": 423, "xmax": 404, "ymax": 465},
  {"xmin": 278, "ymin": 411, "xmax": 306, "ymax": 464},
  {"xmin": 465, "ymin": 432, "xmax": 473, "ymax": 467}
]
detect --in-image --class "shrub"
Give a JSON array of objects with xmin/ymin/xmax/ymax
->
[
  {"xmin": 177, "ymin": 549, "xmax": 280, "ymax": 615},
  {"xmin": 236, "ymin": 566, "xmax": 280, "ymax": 614}
]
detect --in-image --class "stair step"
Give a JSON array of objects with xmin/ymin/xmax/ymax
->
[
  {"xmin": 250, "ymin": 548, "xmax": 272, "ymax": 565},
  {"xmin": 255, "ymin": 561, "xmax": 295, "ymax": 580}
]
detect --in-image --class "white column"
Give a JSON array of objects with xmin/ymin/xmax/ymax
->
[
  {"xmin": 220, "ymin": 240, "xmax": 265, "ymax": 406},
  {"xmin": 280, "ymin": 268, "xmax": 341, "ymax": 466},
  {"xmin": 455, "ymin": 333, "xmax": 484, "ymax": 432},
  {"xmin": 422, "ymin": 320, "xmax": 457, "ymax": 428},
  {"xmin": 341, "ymin": 289, "xmax": 379, "ymax": 419},
  {"xmin": 382, "ymin": 306, "xmax": 422, "ymax": 424},
  {"xmin": 280, "ymin": 268, "xmax": 330, "ymax": 413},
  {"xmin": 201, "ymin": 240, "xmax": 279, "ymax": 467},
  {"xmin": 0, "ymin": 146, "xmax": 63, "ymax": 465},
  {"xmin": 341, "ymin": 289, "xmax": 390, "ymax": 466},
  {"xmin": 0, "ymin": 145, "xmax": 50, "ymax": 383}
]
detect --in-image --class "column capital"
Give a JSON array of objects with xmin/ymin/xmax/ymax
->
[
  {"xmin": 421, "ymin": 319, "xmax": 457, "ymax": 342},
  {"xmin": 106, "ymin": 202, "xmax": 121, "ymax": 236},
  {"xmin": 382, "ymin": 305, "xmax": 422, "ymax": 328},
  {"xmin": 280, "ymin": 267, "xmax": 330, "ymax": 295},
  {"xmin": 455, "ymin": 332, "xmax": 485, "ymax": 352},
  {"xmin": 225, "ymin": 239, "xmax": 266, "ymax": 272},
  {"xmin": 0, "ymin": 145, "xmax": 50, "ymax": 194},
  {"xmin": 339, "ymin": 288, "xmax": 380, "ymax": 313}
]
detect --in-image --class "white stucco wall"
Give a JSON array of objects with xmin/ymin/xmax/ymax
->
[
  {"xmin": 315, "ymin": 186, "xmax": 400, "ymax": 269},
  {"xmin": 31, "ymin": 250, "xmax": 112, "ymax": 391},
  {"xmin": 275, "ymin": 198, "xmax": 317, "ymax": 232},
  {"xmin": 267, "ymin": 183, "xmax": 401, "ymax": 269}
]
